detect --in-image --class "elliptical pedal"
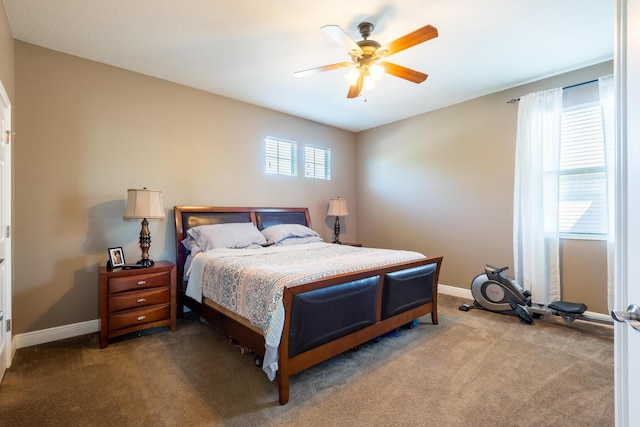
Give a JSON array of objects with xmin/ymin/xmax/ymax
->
[
  {"xmin": 458, "ymin": 303, "xmax": 474, "ymax": 311},
  {"xmin": 509, "ymin": 299, "xmax": 534, "ymax": 324}
]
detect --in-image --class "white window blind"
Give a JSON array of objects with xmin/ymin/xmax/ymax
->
[
  {"xmin": 559, "ymin": 102, "xmax": 606, "ymax": 237},
  {"xmin": 265, "ymin": 137, "xmax": 297, "ymax": 176},
  {"xmin": 304, "ymin": 145, "xmax": 331, "ymax": 180}
]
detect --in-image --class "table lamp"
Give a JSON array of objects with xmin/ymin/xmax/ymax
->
[
  {"xmin": 327, "ymin": 197, "xmax": 349, "ymax": 244},
  {"xmin": 124, "ymin": 188, "xmax": 165, "ymax": 267}
]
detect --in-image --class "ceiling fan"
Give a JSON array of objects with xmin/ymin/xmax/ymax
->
[{"xmin": 295, "ymin": 21, "xmax": 438, "ymax": 98}]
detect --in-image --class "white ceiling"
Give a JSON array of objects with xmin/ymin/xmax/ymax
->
[{"xmin": 3, "ymin": 0, "xmax": 613, "ymax": 132}]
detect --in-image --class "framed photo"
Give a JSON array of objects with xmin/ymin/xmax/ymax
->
[{"xmin": 108, "ymin": 247, "xmax": 125, "ymax": 268}]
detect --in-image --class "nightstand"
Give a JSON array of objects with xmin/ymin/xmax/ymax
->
[
  {"xmin": 342, "ymin": 242, "xmax": 362, "ymax": 247},
  {"xmin": 99, "ymin": 261, "xmax": 176, "ymax": 348}
]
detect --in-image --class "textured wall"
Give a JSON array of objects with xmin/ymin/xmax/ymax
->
[
  {"xmin": 13, "ymin": 42, "xmax": 356, "ymax": 334},
  {"xmin": 357, "ymin": 61, "xmax": 613, "ymax": 313},
  {"xmin": 11, "ymin": 39, "xmax": 614, "ymax": 336}
]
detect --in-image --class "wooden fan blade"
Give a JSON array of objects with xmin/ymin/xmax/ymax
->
[
  {"xmin": 347, "ymin": 72, "xmax": 365, "ymax": 98},
  {"xmin": 380, "ymin": 61, "xmax": 428, "ymax": 83},
  {"xmin": 378, "ymin": 24, "xmax": 438, "ymax": 57},
  {"xmin": 294, "ymin": 62, "xmax": 355, "ymax": 78},
  {"xmin": 346, "ymin": 85, "xmax": 360, "ymax": 98},
  {"xmin": 322, "ymin": 25, "xmax": 364, "ymax": 56}
]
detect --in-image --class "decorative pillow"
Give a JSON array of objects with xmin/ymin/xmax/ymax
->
[
  {"xmin": 186, "ymin": 222, "xmax": 267, "ymax": 251},
  {"xmin": 261, "ymin": 224, "xmax": 320, "ymax": 245},
  {"xmin": 276, "ymin": 235, "xmax": 324, "ymax": 246}
]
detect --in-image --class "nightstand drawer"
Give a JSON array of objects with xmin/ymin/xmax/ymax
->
[
  {"xmin": 99, "ymin": 261, "xmax": 176, "ymax": 348},
  {"xmin": 109, "ymin": 288, "xmax": 170, "ymax": 312},
  {"xmin": 109, "ymin": 271, "xmax": 171, "ymax": 294},
  {"xmin": 108, "ymin": 304, "xmax": 171, "ymax": 332}
]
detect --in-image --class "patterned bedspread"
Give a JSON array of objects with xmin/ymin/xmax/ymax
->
[{"xmin": 185, "ymin": 242, "xmax": 426, "ymax": 379}]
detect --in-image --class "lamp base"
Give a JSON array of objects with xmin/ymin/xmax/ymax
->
[
  {"xmin": 332, "ymin": 216, "xmax": 342, "ymax": 245},
  {"xmin": 136, "ymin": 259, "xmax": 155, "ymax": 268},
  {"xmin": 136, "ymin": 218, "xmax": 154, "ymax": 268}
]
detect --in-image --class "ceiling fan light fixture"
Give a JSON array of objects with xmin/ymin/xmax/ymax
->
[
  {"xmin": 369, "ymin": 63, "xmax": 384, "ymax": 81},
  {"xmin": 346, "ymin": 67, "xmax": 379, "ymax": 91},
  {"xmin": 346, "ymin": 68, "xmax": 361, "ymax": 85}
]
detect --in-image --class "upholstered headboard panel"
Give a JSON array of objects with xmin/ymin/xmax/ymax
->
[
  {"xmin": 185, "ymin": 211, "xmax": 252, "ymax": 229},
  {"xmin": 254, "ymin": 210, "xmax": 309, "ymax": 230}
]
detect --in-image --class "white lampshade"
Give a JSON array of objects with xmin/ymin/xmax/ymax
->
[
  {"xmin": 124, "ymin": 188, "xmax": 165, "ymax": 219},
  {"xmin": 327, "ymin": 198, "xmax": 349, "ymax": 217}
]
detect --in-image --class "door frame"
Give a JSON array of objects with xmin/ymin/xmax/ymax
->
[
  {"xmin": 614, "ymin": 0, "xmax": 639, "ymax": 425},
  {"xmin": 0, "ymin": 79, "xmax": 12, "ymax": 382}
]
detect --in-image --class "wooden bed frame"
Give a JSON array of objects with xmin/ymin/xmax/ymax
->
[{"xmin": 174, "ymin": 206, "xmax": 443, "ymax": 404}]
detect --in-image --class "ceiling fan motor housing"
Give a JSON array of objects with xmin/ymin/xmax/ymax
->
[
  {"xmin": 358, "ymin": 22, "xmax": 375, "ymax": 39},
  {"xmin": 354, "ymin": 23, "xmax": 384, "ymax": 61}
]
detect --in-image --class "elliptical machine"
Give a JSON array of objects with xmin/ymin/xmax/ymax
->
[{"xmin": 459, "ymin": 264, "xmax": 612, "ymax": 325}]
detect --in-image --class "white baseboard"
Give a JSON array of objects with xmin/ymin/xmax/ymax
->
[
  {"xmin": 13, "ymin": 319, "xmax": 100, "ymax": 350},
  {"xmin": 8, "ymin": 283, "xmax": 611, "ymax": 353},
  {"xmin": 438, "ymin": 283, "xmax": 472, "ymax": 299},
  {"xmin": 5, "ymin": 286, "xmax": 470, "ymax": 352}
]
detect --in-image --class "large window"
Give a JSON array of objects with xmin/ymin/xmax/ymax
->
[
  {"xmin": 265, "ymin": 137, "xmax": 297, "ymax": 176},
  {"xmin": 559, "ymin": 84, "xmax": 607, "ymax": 238},
  {"xmin": 304, "ymin": 145, "xmax": 331, "ymax": 180},
  {"xmin": 513, "ymin": 76, "xmax": 613, "ymax": 304}
]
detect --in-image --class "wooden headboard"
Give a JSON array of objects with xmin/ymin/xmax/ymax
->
[{"xmin": 174, "ymin": 206, "xmax": 311, "ymax": 283}]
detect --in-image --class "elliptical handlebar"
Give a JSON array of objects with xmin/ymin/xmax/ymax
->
[{"xmin": 485, "ymin": 264, "xmax": 509, "ymax": 275}]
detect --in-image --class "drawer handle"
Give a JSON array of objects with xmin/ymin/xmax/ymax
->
[
  {"xmin": 137, "ymin": 298, "xmax": 146, "ymax": 303},
  {"xmin": 137, "ymin": 316, "xmax": 146, "ymax": 321},
  {"xmin": 137, "ymin": 280, "xmax": 146, "ymax": 286}
]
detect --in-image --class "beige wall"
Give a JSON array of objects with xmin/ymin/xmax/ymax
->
[
  {"xmin": 356, "ymin": 61, "xmax": 613, "ymax": 314},
  {"xmin": 10, "ymin": 36, "xmax": 613, "ymax": 335},
  {"xmin": 13, "ymin": 42, "xmax": 357, "ymax": 335}
]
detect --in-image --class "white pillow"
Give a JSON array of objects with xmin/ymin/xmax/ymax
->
[
  {"xmin": 276, "ymin": 235, "xmax": 324, "ymax": 246},
  {"xmin": 261, "ymin": 224, "xmax": 320, "ymax": 245},
  {"xmin": 186, "ymin": 222, "xmax": 267, "ymax": 251},
  {"xmin": 181, "ymin": 236, "xmax": 202, "ymax": 255}
]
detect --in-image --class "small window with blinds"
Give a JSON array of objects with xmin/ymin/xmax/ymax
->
[
  {"xmin": 559, "ymin": 101, "xmax": 606, "ymax": 238},
  {"xmin": 304, "ymin": 145, "xmax": 331, "ymax": 180},
  {"xmin": 265, "ymin": 137, "xmax": 297, "ymax": 176}
]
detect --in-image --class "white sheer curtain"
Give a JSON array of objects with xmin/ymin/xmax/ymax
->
[
  {"xmin": 599, "ymin": 74, "xmax": 615, "ymax": 309},
  {"xmin": 513, "ymin": 88, "xmax": 563, "ymax": 303}
]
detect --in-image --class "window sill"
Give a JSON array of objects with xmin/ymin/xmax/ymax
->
[{"xmin": 560, "ymin": 234, "xmax": 607, "ymax": 241}]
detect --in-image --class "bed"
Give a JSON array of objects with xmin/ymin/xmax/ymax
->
[{"xmin": 174, "ymin": 206, "xmax": 443, "ymax": 404}]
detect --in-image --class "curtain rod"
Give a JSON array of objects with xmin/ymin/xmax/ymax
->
[{"xmin": 506, "ymin": 78, "xmax": 599, "ymax": 104}]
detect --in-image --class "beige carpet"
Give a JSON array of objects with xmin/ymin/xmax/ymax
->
[{"xmin": 0, "ymin": 295, "xmax": 614, "ymax": 426}]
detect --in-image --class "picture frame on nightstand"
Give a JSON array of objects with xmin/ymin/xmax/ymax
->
[{"xmin": 108, "ymin": 247, "xmax": 125, "ymax": 268}]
